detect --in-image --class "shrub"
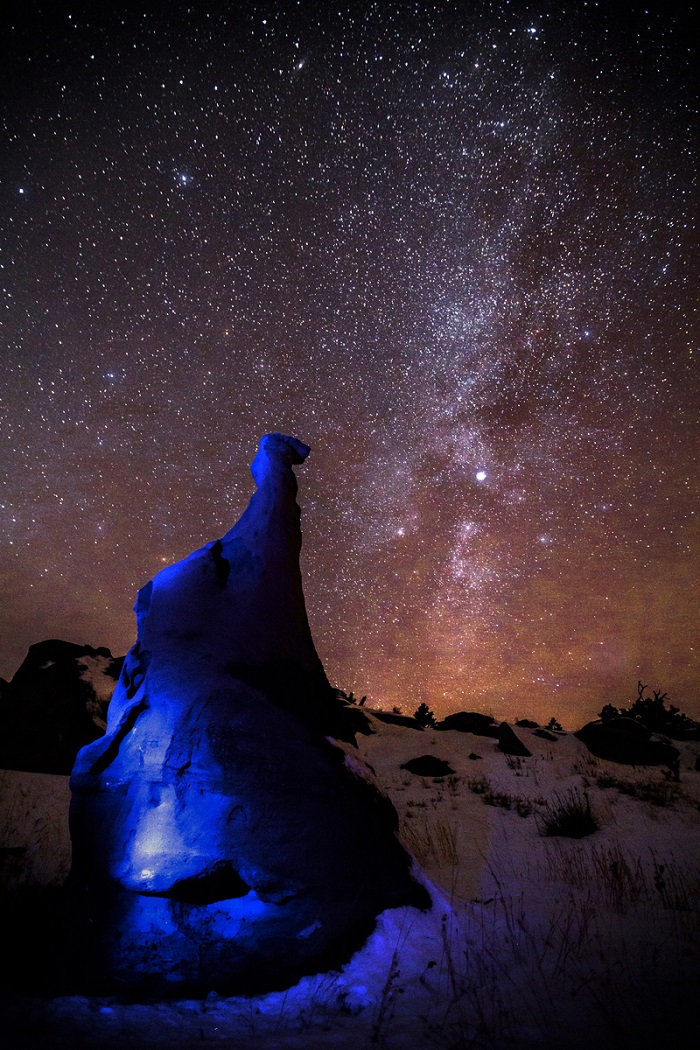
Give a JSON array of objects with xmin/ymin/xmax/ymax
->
[
  {"xmin": 465, "ymin": 775, "xmax": 534, "ymax": 816},
  {"xmin": 334, "ymin": 688, "xmax": 367, "ymax": 706},
  {"xmin": 413, "ymin": 702, "xmax": 438, "ymax": 728},
  {"xmin": 538, "ymin": 789, "xmax": 599, "ymax": 838},
  {"xmin": 598, "ymin": 681, "xmax": 699, "ymax": 738},
  {"xmin": 466, "ymin": 774, "xmax": 490, "ymax": 795}
]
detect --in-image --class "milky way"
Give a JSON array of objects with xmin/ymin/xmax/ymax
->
[{"xmin": 1, "ymin": 2, "xmax": 697, "ymax": 724}]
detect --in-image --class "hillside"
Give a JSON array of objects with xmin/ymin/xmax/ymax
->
[{"xmin": 2, "ymin": 716, "xmax": 699, "ymax": 1049}]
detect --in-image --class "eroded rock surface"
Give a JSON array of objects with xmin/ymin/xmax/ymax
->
[{"xmin": 69, "ymin": 434, "xmax": 428, "ymax": 994}]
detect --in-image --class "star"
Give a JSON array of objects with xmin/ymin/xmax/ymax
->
[{"xmin": 0, "ymin": 1, "xmax": 695, "ymax": 728}]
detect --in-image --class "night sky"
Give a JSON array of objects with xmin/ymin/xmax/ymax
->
[{"xmin": 1, "ymin": 1, "xmax": 697, "ymax": 725}]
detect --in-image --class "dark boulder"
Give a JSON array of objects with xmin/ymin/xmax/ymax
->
[
  {"xmin": 575, "ymin": 717, "xmax": 680, "ymax": 766},
  {"xmin": 496, "ymin": 722, "xmax": 532, "ymax": 757},
  {"xmin": 437, "ymin": 711, "xmax": 499, "ymax": 737},
  {"xmin": 0, "ymin": 640, "xmax": 122, "ymax": 774},
  {"xmin": 400, "ymin": 755, "xmax": 455, "ymax": 777},
  {"xmin": 658, "ymin": 722, "xmax": 700, "ymax": 741},
  {"xmin": 533, "ymin": 728, "xmax": 558, "ymax": 742}
]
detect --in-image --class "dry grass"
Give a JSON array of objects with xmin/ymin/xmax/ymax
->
[
  {"xmin": 537, "ymin": 788, "xmax": 600, "ymax": 838},
  {"xmin": 400, "ymin": 816, "xmax": 459, "ymax": 868},
  {"xmin": 465, "ymin": 774, "xmax": 541, "ymax": 817}
]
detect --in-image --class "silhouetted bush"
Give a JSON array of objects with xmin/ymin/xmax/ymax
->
[
  {"xmin": 598, "ymin": 682, "xmax": 699, "ymax": 739},
  {"xmin": 334, "ymin": 688, "xmax": 367, "ymax": 706},
  {"xmin": 413, "ymin": 703, "xmax": 438, "ymax": 728}
]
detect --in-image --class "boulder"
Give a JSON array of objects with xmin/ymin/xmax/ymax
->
[
  {"xmin": 400, "ymin": 755, "xmax": 455, "ymax": 777},
  {"xmin": 437, "ymin": 711, "xmax": 499, "ymax": 737},
  {"xmin": 496, "ymin": 722, "xmax": 532, "ymax": 757},
  {"xmin": 654, "ymin": 721, "xmax": 700, "ymax": 741},
  {"xmin": 575, "ymin": 717, "xmax": 680, "ymax": 766},
  {"xmin": 0, "ymin": 640, "xmax": 121, "ymax": 774},
  {"xmin": 69, "ymin": 434, "xmax": 429, "ymax": 995}
]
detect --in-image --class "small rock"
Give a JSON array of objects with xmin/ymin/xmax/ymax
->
[{"xmin": 400, "ymin": 755, "xmax": 455, "ymax": 777}]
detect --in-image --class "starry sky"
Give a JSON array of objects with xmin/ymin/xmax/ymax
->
[{"xmin": 1, "ymin": 1, "xmax": 697, "ymax": 726}]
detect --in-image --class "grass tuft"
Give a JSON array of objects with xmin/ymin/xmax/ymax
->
[{"xmin": 537, "ymin": 789, "xmax": 599, "ymax": 838}]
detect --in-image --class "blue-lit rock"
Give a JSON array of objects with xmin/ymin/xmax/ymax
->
[{"xmin": 69, "ymin": 433, "xmax": 429, "ymax": 994}]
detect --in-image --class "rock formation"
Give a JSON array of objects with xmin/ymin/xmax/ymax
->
[
  {"xmin": 496, "ymin": 722, "xmax": 532, "ymax": 757},
  {"xmin": 0, "ymin": 640, "xmax": 121, "ymax": 774},
  {"xmin": 575, "ymin": 717, "xmax": 680, "ymax": 766},
  {"xmin": 69, "ymin": 433, "xmax": 429, "ymax": 995},
  {"xmin": 437, "ymin": 711, "xmax": 499, "ymax": 737}
]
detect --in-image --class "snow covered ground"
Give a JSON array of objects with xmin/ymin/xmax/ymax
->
[{"xmin": 2, "ymin": 719, "xmax": 699, "ymax": 1049}]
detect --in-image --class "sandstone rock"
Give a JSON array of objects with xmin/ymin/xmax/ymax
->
[{"xmin": 69, "ymin": 434, "xmax": 429, "ymax": 995}]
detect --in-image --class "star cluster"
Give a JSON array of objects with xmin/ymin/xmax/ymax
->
[{"xmin": 1, "ymin": 2, "xmax": 697, "ymax": 724}]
